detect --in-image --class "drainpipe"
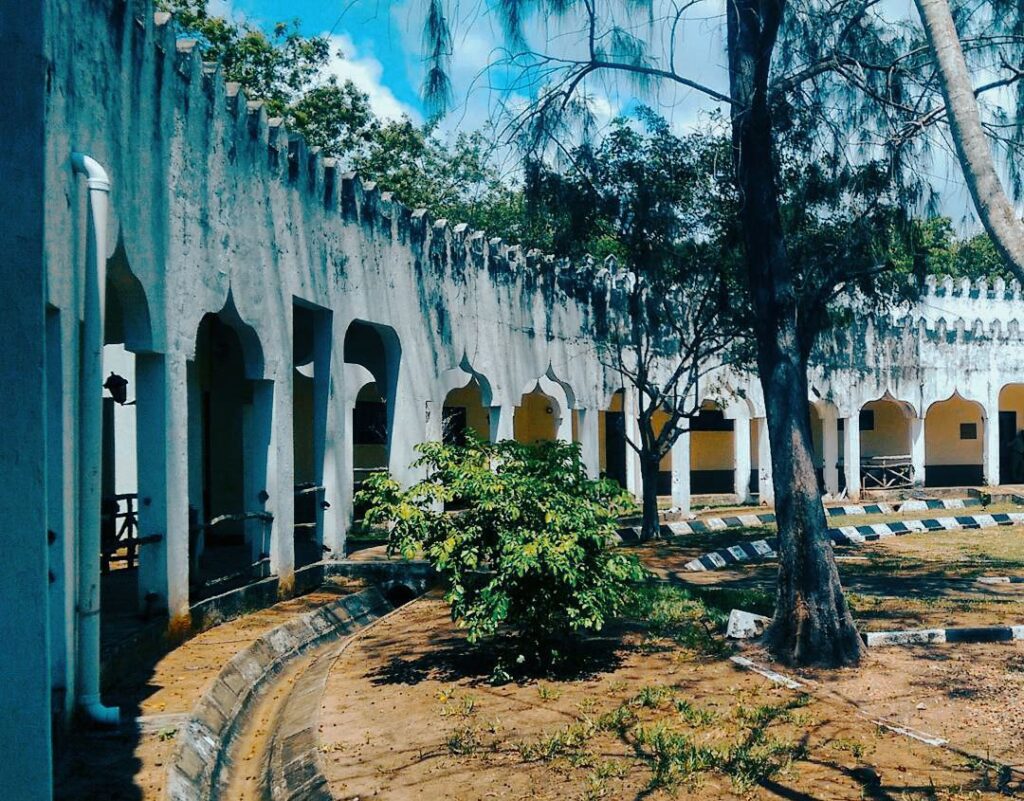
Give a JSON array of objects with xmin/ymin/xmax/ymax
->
[{"xmin": 72, "ymin": 153, "xmax": 120, "ymax": 726}]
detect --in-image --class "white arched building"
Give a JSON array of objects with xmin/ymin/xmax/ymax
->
[{"xmin": 6, "ymin": 2, "xmax": 1024, "ymax": 797}]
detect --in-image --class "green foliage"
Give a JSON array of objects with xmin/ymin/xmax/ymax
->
[
  {"xmin": 356, "ymin": 436, "xmax": 648, "ymax": 662},
  {"xmin": 351, "ymin": 120, "xmax": 528, "ymax": 238},
  {"xmin": 898, "ymin": 217, "xmax": 1010, "ymax": 281},
  {"xmin": 156, "ymin": 0, "xmax": 377, "ymax": 155}
]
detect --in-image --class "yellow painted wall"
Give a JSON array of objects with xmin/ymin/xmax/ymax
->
[
  {"xmin": 860, "ymin": 400, "xmax": 910, "ymax": 458},
  {"xmin": 514, "ymin": 390, "xmax": 557, "ymax": 442},
  {"xmin": 925, "ymin": 396, "xmax": 983, "ymax": 465},
  {"xmin": 691, "ymin": 403, "xmax": 734, "ymax": 471},
  {"xmin": 443, "ymin": 381, "xmax": 490, "ymax": 439},
  {"xmin": 652, "ymin": 408, "xmax": 673, "ymax": 470},
  {"xmin": 691, "ymin": 430, "xmax": 733, "ymax": 470}
]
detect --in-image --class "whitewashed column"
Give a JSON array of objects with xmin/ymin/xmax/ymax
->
[
  {"xmin": 321, "ymin": 365, "xmax": 346, "ymax": 558},
  {"xmin": 387, "ymin": 388, "xmax": 426, "ymax": 487},
  {"xmin": 577, "ymin": 409, "xmax": 601, "ymax": 478},
  {"xmin": 983, "ymin": 391, "xmax": 1000, "ymax": 486},
  {"xmin": 909, "ymin": 415, "xmax": 926, "ymax": 488},
  {"xmin": 554, "ymin": 398, "xmax": 574, "ymax": 442},
  {"xmin": 134, "ymin": 351, "xmax": 191, "ymax": 623},
  {"xmin": 671, "ymin": 433, "xmax": 691, "ymax": 514},
  {"xmin": 842, "ymin": 414, "xmax": 861, "ymax": 500},
  {"xmin": 246, "ymin": 373, "xmax": 294, "ymax": 592},
  {"xmin": 756, "ymin": 417, "xmax": 774, "ymax": 505},
  {"xmin": 490, "ymin": 404, "xmax": 514, "ymax": 442},
  {"xmin": 424, "ymin": 398, "xmax": 444, "ymax": 443},
  {"xmin": 732, "ymin": 411, "xmax": 752, "ymax": 502},
  {"xmin": 821, "ymin": 406, "xmax": 840, "ymax": 497},
  {"xmin": 624, "ymin": 387, "xmax": 642, "ymax": 498}
]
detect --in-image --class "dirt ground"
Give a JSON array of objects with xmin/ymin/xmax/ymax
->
[
  {"xmin": 319, "ymin": 596, "xmax": 1022, "ymax": 801},
  {"xmin": 54, "ymin": 576, "xmax": 364, "ymax": 801}
]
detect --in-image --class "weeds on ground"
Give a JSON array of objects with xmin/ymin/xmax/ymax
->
[{"xmin": 627, "ymin": 582, "xmax": 749, "ymax": 656}]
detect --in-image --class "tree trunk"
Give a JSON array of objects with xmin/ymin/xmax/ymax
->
[
  {"xmin": 915, "ymin": 0, "xmax": 1024, "ymax": 278},
  {"xmin": 638, "ymin": 451, "xmax": 662, "ymax": 540},
  {"xmin": 727, "ymin": 0, "xmax": 863, "ymax": 666}
]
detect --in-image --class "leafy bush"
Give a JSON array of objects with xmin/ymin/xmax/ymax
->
[{"xmin": 356, "ymin": 436, "xmax": 647, "ymax": 662}]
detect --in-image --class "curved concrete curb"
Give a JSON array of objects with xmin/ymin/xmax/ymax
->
[
  {"xmin": 165, "ymin": 586, "xmax": 392, "ymax": 801},
  {"xmin": 263, "ymin": 597, "xmax": 420, "ymax": 801},
  {"xmin": 864, "ymin": 624, "xmax": 1024, "ymax": 647}
]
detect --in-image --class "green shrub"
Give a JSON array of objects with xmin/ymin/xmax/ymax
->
[{"xmin": 356, "ymin": 436, "xmax": 648, "ymax": 663}]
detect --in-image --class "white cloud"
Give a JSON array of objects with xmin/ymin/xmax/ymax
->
[{"xmin": 323, "ymin": 34, "xmax": 420, "ymax": 123}]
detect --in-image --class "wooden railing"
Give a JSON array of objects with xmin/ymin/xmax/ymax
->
[{"xmin": 101, "ymin": 493, "xmax": 139, "ymax": 572}]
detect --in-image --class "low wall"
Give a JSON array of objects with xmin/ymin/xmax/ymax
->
[{"xmin": 165, "ymin": 586, "xmax": 391, "ymax": 801}]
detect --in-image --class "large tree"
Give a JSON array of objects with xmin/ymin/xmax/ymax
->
[
  {"xmin": 418, "ymin": 0, "xmax": 985, "ymax": 665},
  {"xmin": 912, "ymin": 0, "xmax": 1024, "ymax": 277}
]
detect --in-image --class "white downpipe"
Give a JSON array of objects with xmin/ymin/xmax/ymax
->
[{"xmin": 72, "ymin": 153, "xmax": 120, "ymax": 726}]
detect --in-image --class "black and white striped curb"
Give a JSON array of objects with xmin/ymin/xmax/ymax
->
[
  {"xmin": 826, "ymin": 497, "xmax": 983, "ymax": 516},
  {"xmin": 682, "ymin": 511, "xmax": 1024, "ymax": 571},
  {"xmin": 865, "ymin": 624, "xmax": 1024, "ymax": 647},
  {"xmin": 614, "ymin": 497, "xmax": 985, "ymax": 543}
]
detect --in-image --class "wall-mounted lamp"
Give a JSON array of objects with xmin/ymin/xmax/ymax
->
[{"xmin": 103, "ymin": 372, "xmax": 129, "ymax": 405}]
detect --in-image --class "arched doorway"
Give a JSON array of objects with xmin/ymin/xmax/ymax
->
[
  {"xmin": 998, "ymin": 384, "xmax": 1024, "ymax": 484},
  {"xmin": 514, "ymin": 385, "xmax": 559, "ymax": 443},
  {"xmin": 925, "ymin": 393, "xmax": 984, "ymax": 487},
  {"xmin": 600, "ymin": 389, "xmax": 628, "ymax": 488},
  {"xmin": 188, "ymin": 306, "xmax": 270, "ymax": 600},
  {"xmin": 344, "ymin": 320, "xmax": 401, "ymax": 521},
  {"xmin": 690, "ymin": 400, "xmax": 734, "ymax": 494},
  {"xmin": 859, "ymin": 395, "xmax": 914, "ymax": 490},
  {"xmin": 97, "ymin": 243, "xmax": 156, "ymax": 652},
  {"xmin": 442, "ymin": 377, "xmax": 490, "ymax": 444},
  {"xmin": 292, "ymin": 301, "xmax": 332, "ymax": 570}
]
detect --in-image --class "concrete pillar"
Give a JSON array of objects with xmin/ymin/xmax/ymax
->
[
  {"xmin": 186, "ymin": 362, "xmax": 204, "ymax": 568},
  {"xmin": 388, "ymin": 389, "xmax": 426, "ymax": 487},
  {"xmin": 842, "ymin": 414, "xmax": 861, "ymax": 500},
  {"xmin": 135, "ymin": 351, "xmax": 192, "ymax": 624},
  {"xmin": 554, "ymin": 403, "xmax": 573, "ymax": 442},
  {"xmin": 264, "ymin": 370, "xmax": 295, "ymax": 594},
  {"xmin": 490, "ymin": 404, "xmax": 514, "ymax": 442},
  {"xmin": 670, "ymin": 433, "xmax": 691, "ymax": 514},
  {"xmin": 732, "ymin": 411, "xmax": 752, "ymax": 502},
  {"xmin": 624, "ymin": 387, "xmax": 642, "ymax": 498},
  {"xmin": 310, "ymin": 315, "xmax": 332, "ymax": 560},
  {"xmin": 909, "ymin": 415, "xmax": 926, "ymax": 488},
  {"xmin": 983, "ymin": 391, "xmax": 1000, "ymax": 486},
  {"xmin": 424, "ymin": 398, "xmax": 443, "ymax": 443},
  {"xmin": 241, "ymin": 370, "xmax": 296, "ymax": 594},
  {"xmin": 321, "ymin": 366, "xmax": 346, "ymax": 558},
  {"xmin": 821, "ymin": 406, "xmax": 840, "ymax": 496},
  {"xmin": 577, "ymin": 408, "xmax": 600, "ymax": 478},
  {"xmin": 756, "ymin": 417, "xmax": 774, "ymax": 505}
]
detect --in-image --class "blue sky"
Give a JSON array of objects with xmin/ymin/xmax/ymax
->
[
  {"xmin": 220, "ymin": 0, "xmax": 430, "ymax": 120},
  {"xmin": 217, "ymin": 0, "xmax": 982, "ymax": 226},
  {"xmin": 212, "ymin": 0, "xmax": 729, "ymax": 131}
]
